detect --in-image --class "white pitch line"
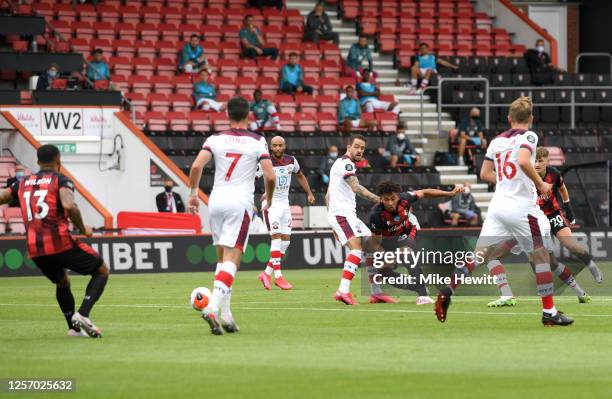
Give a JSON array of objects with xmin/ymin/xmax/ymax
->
[{"xmin": 1, "ymin": 303, "xmax": 612, "ymax": 318}]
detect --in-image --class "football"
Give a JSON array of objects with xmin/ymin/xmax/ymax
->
[{"xmin": 190, "ymin": 287, "xmax": 211, "ymax": 311}]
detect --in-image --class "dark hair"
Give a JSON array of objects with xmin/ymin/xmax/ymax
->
[
  {"xmin": 376, "ymin": 181, "xmax": 401, "ymax": 195},
  {"xmin": 190, "ymin": 34, "xmax": 199, "ymax": 39},
  {"xmin": 253, "ymin": 88, "xmax": 262, "ymax": 95},
  {"xmin": 48, "ymin": 63, "xmax": 59, "ymax": 70},
  {"xmin": 362, "ymin": 68, "xmax": 370, "ymax": 74},
  {"xmin": 37, "ymin": 144, "xmax": 60, "ymax": 164},
  {"xmin": 289, "ymin": 52, "xmax": 298, "ymax": 58},
  {"xmin": 359, "ymin": 35, "xmax": 367, "ymax": 40},
  {"xmin": 92, "ymin": 48, "xmax": 103, "ymax": 55},
  {"xmin": 244, "ymin": 14, "xmax": 253, "ymax": 21},
  {"xmin": 345, "ymin": 85, "xmax": 354, "ymax": 91},
  {"xmin": 349, "ymin": 134, "xmax": 367, "ymax": 145},
  {"xmin": 419, "ymin": 42, "xmax": 429, "ymax": 48},
  {"xmin": 227, "ymin": 96, "xmax": 250, "ymax": 122}
]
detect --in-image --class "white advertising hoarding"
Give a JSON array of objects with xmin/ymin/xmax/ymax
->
[{"xmin": 1, "ymin": 106, "xmax": 118, "ymax": 137}]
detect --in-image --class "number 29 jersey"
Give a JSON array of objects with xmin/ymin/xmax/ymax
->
[
  {"xmin": 202, "ymin": 128, "xmax": 270, "ymax": 205},
  {"xmin": 485, "ymin": 129, "xmax": 539, "ymax": 209},
  {"xmin": 10, "ymin": 170, "xmax": 76, "ymax": 258}
]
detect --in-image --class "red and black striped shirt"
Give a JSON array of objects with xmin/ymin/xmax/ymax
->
[
  {"xmin": 537, "ymin": 166, "xmax": 563, "ymax": 216},
  {"xmin": 10, "ymin": 170, "xmax": 76, "ymax": 258},
  {"xmin": 369, "ymin": 192, "xmax": 419, "ymax": 238}
]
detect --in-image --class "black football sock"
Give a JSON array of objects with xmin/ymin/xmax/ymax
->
[
  {"xmin": 409, "ymin": 265, "xmax": 429, "ymax": 296},
  {"xmin": 381, "ymin": 268, "xmax": 427, "ymax": 295},
  {"xmin": 78, "ymin": 272, "xmax": 108, "ymax": 318},
  {"xmin": 56, "ymin": 285, "xmax": 75, "ymax": 330}
]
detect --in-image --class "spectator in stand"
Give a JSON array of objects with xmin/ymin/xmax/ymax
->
[
  {"xmin": 36, "ymin": 63, "xmax": 60, "ymax": 91},
  {"xmin": 179, "ymin": 34, "xmax": 208, "ymax": 73},
  {"xmin": 240, "ymin": 15, "xmax": 279, "ymax": 60},
  {"xmin": 249, "ymin": 89, "xmax": 281, "ymax": 131},
  {"xmin": 5, "ymin": 164, "xmax": 26, "ymax": 208},
  {"xmin": 338, "ymin": 85, "xmax": 376, "ymax": 133},
  {"xmin": 450, "ymin": 182, "xmax": 479, "ymax": 226},
  {"xmin": 524, "ymin": 39, "xmax": 562, "ymax": 86},
  {"xmin": 346, "ymin": 36, "xmax": 373, "ymax": 79},
  {"xmin": 248, "ymin": 0, "xmax": 283, "ymax": 10},
  {"xmin": 384, "ymin": 123, "xmax": 420, "ymax": 167},
  {"xmin": 304, "ymin": 2, "xmax": 339, "ymax": 46},
  {"xmin": 279, "ymin": 52, "xmax": 313, "ymax": 94},
  {"xmin": 156, "ymin": 178, "xmax": 185, "ymax": 213},
  {"xmin": 193, "ymin": 69, "xmax": 225, "ymax": 112},
  {"xmin": 318, "ymin": 145, "xmax": 338, "ymax": 185},
  {"xmin": 456, "ymin": 107, "xmax": 487, "ymax": 166},
  {"xmin": 357, "ymin": 69, "xmax": 401, "ymax": 115},
  {"xmin": 409, "ymin": 42, "xmax": 458, "ymax": 95},
  {"xmin": 86, "ymin": 48, "xmax": 110, "ymax": 82}
]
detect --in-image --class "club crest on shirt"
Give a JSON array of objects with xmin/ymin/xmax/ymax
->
[
  {"xmin": 527, "ymin": 135, "xmax": 536, "ymax": 143},
  {"xmin": 345, "ymin": 164, "xmax": 354, "ymax": 171}
]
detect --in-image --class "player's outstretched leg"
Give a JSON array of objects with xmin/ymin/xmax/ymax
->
[
  {"xmin": 486, "ymin": 260, "xmax": 517, "ymax": 307},
  {"xmin": 273, "ymin": 239, "xmax": 293, "ymax": 290},
  {"xmin": 557, "ymin": 229, "xmax": 603, "ymax": 283},
  {"xmin": 72, "ymin": 264, "xmax": 109, "ymax": 338},
  {"xmin": 365, "ymin": 254, "xmax": 398, "ymax": 304},
  {"xmin": 334, "ymin": 248, "xmax": 362, "ymax": 305},
  {"xmin": 550, "ymin": 258, "xmax": 590, "ymax": 303},
  {"xmin": 435, "ymin": 260, "xmax": 476, "ymax": 322}
]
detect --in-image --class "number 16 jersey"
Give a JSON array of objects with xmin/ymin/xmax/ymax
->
[{"xmin": 485, "ymin": 128, "xmax": 539, "ymax": 210}]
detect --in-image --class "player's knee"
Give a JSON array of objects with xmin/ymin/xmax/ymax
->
[
  {"xmin": 96, "ymin": 263, "xmax": 110, "ymax": 278},
  {"xmin": 57, "ymin": 273, "xmax": 70, "ymax": 288},
  {"xmin": 531, "ymin": 247, "xmax": 550, "ymax": 264}
]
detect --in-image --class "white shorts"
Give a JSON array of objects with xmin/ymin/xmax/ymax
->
[
  {"xmin": 196, "ymin": 98, "xmax": 224, "ymax": 112},
  {"xmin": 419, "ymin": 68, "xmax": 436, "ymax": 76},
  {"xmin": 328, "ymin": 212, "xmax": 372, "ymax": 246},
  {"xmin": 343, "ymin": 119, "xmax": 361, "ymax": 128},
  {"xmin": 208, "ymin": 196, "xmax": 252, "ymax": 252},
  {"xmin": 263, "ymin": 205, "xmax": 292, "ymax": 236},
  {"xmin": 363, "ymin": 99, "xmax": 390, "ymax": 112},
  {"xmin": 477, "ymin": 206, "xmax": 552, "ymax": 254},
  {"xmin": 249, "ymin": 119, "xmax": 277, "ymax": 131}
]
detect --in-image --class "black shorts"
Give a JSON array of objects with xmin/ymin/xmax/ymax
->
[
  {"xmin": 547, "ymin": 210, "xmax": 570, "ymax": 236},
  {"xmin": 32, "ymin": 243, "xmax": 103, "ymax": 284},
  {"xmin": 380, "ymin": 234, "xmax": 416, "ymax": 252}
]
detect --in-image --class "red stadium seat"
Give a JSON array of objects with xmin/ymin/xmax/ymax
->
[
  {"xmin": 190, "ymin": 112, "xmax": 211, "ymax": 132},
  {"xmin": 51, "ymin": 79, "xmax": 67, "ymax": 90},
  {"xmin": 151, "ymin": 75, "xmax": 174, "ymax": 94},
  {"xmin": 317, "ymin": 112, "xmax": 338, "ymax": 132},
  {"xmin": 148, "ymin": 93, "xmax": 171, "ymax": 113},
  {"xmin": 167, "ymin": 112, "xmax": 190, "ymax": 131},
  {"xmin": 145, "ymin": 112, "xmax": 168, "ymax": 131},
  {"xmin": 175, "ymin": 75, "xmax": 194, "ymax": 95},
  {"xmin": 170, "ymin": 94, "xmax": 192, "ymax": 113}
]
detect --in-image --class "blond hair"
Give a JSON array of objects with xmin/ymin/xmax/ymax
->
[
  {"xmin": 536, "ymin": 147, "xmax": 549, "ymax": 159},
  {"xmin": 508, "ymin": 96, "xmax": 532, "ymax": 124}
]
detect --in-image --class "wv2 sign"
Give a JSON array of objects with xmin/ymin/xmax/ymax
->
[{"xmin": 42, "ymin": 110, "xmax": 82, "ymax": 135}]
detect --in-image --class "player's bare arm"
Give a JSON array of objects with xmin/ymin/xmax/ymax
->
[
  {"xmin": 187, "ymin": 149, "xmax": 213, "ymax": 214},
  {"xmin": 59, "ymin": 187, "xmax": 92, "ymax": 237},
  {"xmin": 416, "ymin": 184, "xmax": 464, "ymax": 198},
  {"xmin": 345, "ymin": 175, "xmax": 380, "ymax": 203},
  {"xmin": 480, "ymin": 159, "xmax": 497, "ymax": 184},
  {"xmin": 296, "ymin": 170, "xmax": 315, "ymax": 205},
  {"xmin": 517, "ymin": 147, "xmax": 552, "ymax": 195},
  {"xmin": 0, "ymin": 188, "xmax": 13, "ymax": 205},
  {"xmin": 260, "ymin": 158, "xmax": 276, "ymax": 210}
]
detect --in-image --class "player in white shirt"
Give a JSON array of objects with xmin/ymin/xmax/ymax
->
[
  {"xmin": 435, "ymin": 96, "xmax": 574, "ymax": 326},
  {"xmin": 188, "ymin": 96, "xmax": 276, "ymax": 335},
  {"xmin": 256, "ymin": 136, "xmax": 315, "ymax": 290},
  {"xmin": 326, "ymin": 134, "xmax": 381, "ymax": 305}
]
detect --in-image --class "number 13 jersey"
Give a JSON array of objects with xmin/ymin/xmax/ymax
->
[{"xmin": 485, "ymin": 128, "xmax": 539, "ymax": 209}]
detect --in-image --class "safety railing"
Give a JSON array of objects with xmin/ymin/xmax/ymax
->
[
  {"xmin": 575, "ymin": 52, "xmax": 612, "ymax": 76},
  {"xmin": 418, "ymin": 78, "xmax": 612, "ymax": 132}
]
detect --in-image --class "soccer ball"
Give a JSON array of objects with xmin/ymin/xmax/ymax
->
[{"xmin": 190, "ymin": 287, "xmax": 211, "ymax": 311}]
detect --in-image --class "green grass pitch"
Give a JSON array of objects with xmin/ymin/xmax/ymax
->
[{"xmin": 1, "ymin": 267, "xmax": 612, "ymax": 399}]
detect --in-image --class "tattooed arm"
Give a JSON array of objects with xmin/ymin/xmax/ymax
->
[{"xmin": 345, "ymin": 175, "xmax": 380, "ymax": 203}]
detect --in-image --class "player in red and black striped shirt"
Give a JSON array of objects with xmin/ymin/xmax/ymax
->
[
  {"xmin": 535, "ymin": 147, "xmax": 602, "ymax": 283},
  {"xmin": 0, "ymin": 145, "xmax": 109, "ymax": 338},
  {"xmin": 365, "ymin": 181, "xmax": 463, "ymax": 305}
]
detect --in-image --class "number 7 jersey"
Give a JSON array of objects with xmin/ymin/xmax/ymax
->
[
  {"xmin": 485, "ymin": 128, "xmax": 539, "ymax": 208},
  {"xmin": 202, "ymin": 128, "xmax": 270, "ymax": 203}
]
